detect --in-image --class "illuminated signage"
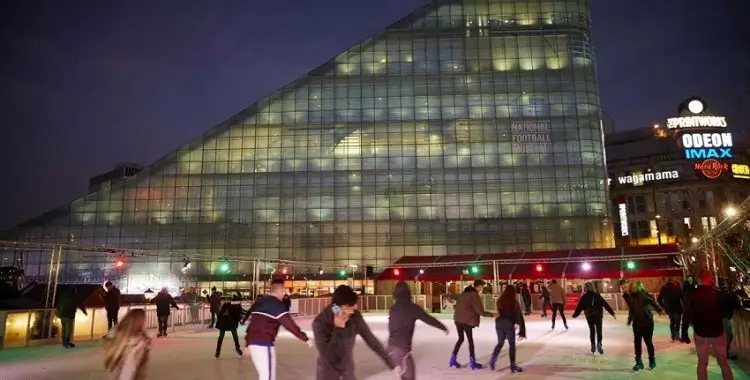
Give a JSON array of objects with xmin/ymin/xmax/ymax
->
[
  {"xmin": 695, "ymin": 159, "xmax": 728, "ymax": 179},
  {"xmin": 618, "ymin": 203, "xmax": 629, "ymax": 236},
  {"xmin": 511, "ymin": 121, "xmax": 551, "ymax": 153},
  {"xmin": 667, "ymin": 116, "xmax": 727, "ymax": 129},
  {"xmin": 616, "ymin": 170, "xmax": 679, "ymax": 185},
  {"xmin": 682, "ymin": 132, "xmax": 733, "ymax": 159},
  {"xmin": 732, "ymin": 164, "xmax": 750, "ymax": 179}
]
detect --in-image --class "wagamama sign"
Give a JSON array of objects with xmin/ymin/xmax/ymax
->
[{"xmin": 616, "ymin": 170, "xmax": 680, "ymax": 185}]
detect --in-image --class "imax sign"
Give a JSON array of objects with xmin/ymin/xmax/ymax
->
[{"xmin": 682, "ymin": 132, "xmax": 733, "ymax": 160}]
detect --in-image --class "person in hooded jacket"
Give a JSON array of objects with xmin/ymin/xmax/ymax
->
[
  {"xmin": 539, "ymin": 284, "xmax": 551, "ymax": 317},
  {"xmin": 207, "ymin": 287, "xmax": 222, "ymax": 328},
  {"xmin": 282, "ymin": 293, "xmax": 291, "ymax": 311},
  {"xmin": 149, "ymin": 287, "xmax": 179, "ymax": 337},
  {"xmin": 388, "ymin": 281, "xmax": 448, "ymax": 380},
  {"xmin": 57, "ymin": 287, "xmax": 87, "ymax": 348},
  {"xmin": 450, "ymin": 279, "xmax": 495, "ymax": 370},
  {"xmin": 215, "ymin": 294, "xmax": 245, "ymax": 358},
  {"xmin": 548, "ymin": 279, "xmax": 568, "ymax": 330},
  {"xmin": 657, "ymin": 280, "xmax": 684, "ymax": 342},
  {"xmin": 572, "ymin": 282, "xmax": 616, "ymax": 354},
  {"xmin": 623, "ymin": 281, "xmax": 663, "ymax": 371},
  {"xmin": 681, "ymin": 275, "xmax": 696, "ymax": 344},
  {"xmin": 520, "ymin": 284, "xmax": 532, "ymax": 316},
  {"xmin": 488, "ymin": 285, "xmax": 526, "ymax": 372},
  {"xmin": 102, "ymin": 281, "xmax": 121, "ymax": 332}
]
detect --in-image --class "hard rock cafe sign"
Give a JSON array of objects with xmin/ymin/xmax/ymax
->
[{"xmin": 694, "ymin": 159, "xmax": 729, "ymax": 179}]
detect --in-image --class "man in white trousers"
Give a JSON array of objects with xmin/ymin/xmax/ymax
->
[{"xmin": 243, "ymin": 279, "xmax": 312, "ymax": 380}]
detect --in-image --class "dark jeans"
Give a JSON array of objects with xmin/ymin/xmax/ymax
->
[
  {"xmin": 724, "ymin": 318, "xmax": 734, "ymax": 353},
  {"xmin": 587, "ymin": 317, "xmax": 603, "ymax": 346},
  {"xmin": 106, "ymin": 308, "xmax": 119, "ymax": 330},
  {"xmin": 157, "ymin": 315, "xmax": 169, "ymax": 333},
  {"xmin": 215, "ymin": 328, "xmax": 240, "ymax": 353},
  {"xmin": 210, "ymin": 312, "xmax": 218, "ymax": 327},
  {"xmin": 523, "ymin": 301, "xmax": 531, "ymax": 315},
  {"xmin": 452, "ymin": 322, "xmax": 476, "ymax": 358},
  {"xmin": 551, "ymin": 303, "xmax": 567, "ymax": 327},
  {"xmin": 491, "ymin": 318, "xmax": 517, "ymax": 365},
  {"xmin": 632, "ymin": 323, "xmax": 655, "ymax": 360},
  {"xmin": 668, "ymin": 312, "xmax": 682, "ymax": 340},
  {"xmin": 60, "ymin": 317, "xmax": 74, "ymax": 342},
  {"xmin": 541, "ymin": 301, "xmax": 551, "ymax": 316},
  {"xmin": 389, "ymin": 346, "xmax": 415, "ymax": 380}
]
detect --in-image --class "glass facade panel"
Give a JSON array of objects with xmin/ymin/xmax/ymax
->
[{"xmin": 3, "ymin": 0, "xmax": 612, "ymax": 282}]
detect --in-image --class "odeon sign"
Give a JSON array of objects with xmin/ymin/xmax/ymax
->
[{"xmin": 681, "ymin": 132, "xmax": 733, "ymax": 159}]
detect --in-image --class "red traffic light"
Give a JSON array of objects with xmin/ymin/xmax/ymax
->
[
  {"xmin": 393, "ymin": 268, "xmax": 400, "ymax": 276},
  {"xmin": 115, "ymin": 258, "xmax": 126, "ymax": 269},
  {"xmin": 281, "ymin": 268, "xmax": 288, "ymax": 275},
  {"xmin": 535, "ymin": 264, "xmax": 543, "ymax": 272}
]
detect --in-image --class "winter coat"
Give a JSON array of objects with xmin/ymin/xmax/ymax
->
[
  {"xmin": 521, "ymin": 287, "xmax": 531, "ymax": 306},
  {"xmin": 150, "ymin": 293, "xmax": 178, "ymax": 316},
  {"xmin": 208, "ymin": 293, "xmax": 222, "ymax": 313},
  {"xmin": 572, "ymin": 290, "xmax": 615, "ymax": 320},
  {"xmin": 539, "ymin": 286, "xmax": 551, "ymax": 304},
  {"xmin": 495, "ymin": 299, "xmax": 526, "ymax": 338},
  {"xmin": 453, "ymin": 286, "xmax": 493, "ymax": 327},
  {"xmin": 657, "ymin": 282, "xmax": 683, "ymax": 314},
  {"xmin": 244, "ymin": 295, "xmax": 307, "ymax": 346},
  {"xmin": 57, "ymin": 292, "xmax": 86, "ymax": 319},
  {"xmin": 313, "ymin": 306, "xmax": 393, "ymax": 380},
  {"xmin": 216, "ymin": 301, "xmax": 244, "ymax": 330},
  {"xmin": 388, "ymin": 281, "xmax": 447, "ymax": 351},
  {"xmin": 548, "ymin": 283, "xmax": 565, "ymax": 304},
  {"xmin": 684, "ymin": 285, "xmax": 732, "ymax": 338},
  {"xmin": 103, "ymin": 287, "xmax": 121, "ymax": 311},
  {"xmin": 624, "ymin": 291, "xmax": 662, "ymax": 327},
  {"xmin": 283, "ymin": 294, "xmax": 291, "ymax": 311}
]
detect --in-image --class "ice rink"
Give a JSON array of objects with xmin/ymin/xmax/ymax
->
[{"xmin": 1, "ymin": 313, "xmax": 748, "ymax": 380}]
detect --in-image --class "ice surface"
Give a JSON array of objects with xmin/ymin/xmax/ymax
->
[{"xmin": 0, "ymin": 313, "xmax": 748, "ymax": 380}]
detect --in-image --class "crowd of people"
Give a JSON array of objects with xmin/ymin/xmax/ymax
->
[{"xmin": 87, "ymin": 270, "xmax": 743, "ymax": 380}]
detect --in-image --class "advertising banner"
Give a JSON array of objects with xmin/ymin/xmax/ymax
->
[{"xmin": 564, "ymin": 292, "xmax": 581, "ymax": 311}]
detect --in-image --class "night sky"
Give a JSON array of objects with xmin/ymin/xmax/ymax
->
[{"xmin": 0, "ymin": 0, "xmax": 748, "ymax": 229}]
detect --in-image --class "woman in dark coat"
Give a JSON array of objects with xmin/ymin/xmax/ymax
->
[
  {"xmin": 214, "ymin": 295, "xmax": 245, "ymax": 358},
  {"xmin": 539, "ymin": 285, "xmax": 551, "ymax": 317},
  {"xmin": 572, "ymin": 282, "xmax": 616, "ymax": 354},
  {"xmin": 520, "ymin": 284, "xmax": 532, "ymax": 316},
  {"xmin": 488, "ymin": 286, "xmax": 526, "ymax": 372},
  {"xmin": 150, "ymin": 287, "xmax": 179, "ymax": 337},
  {"xmin": 623, "ymin": 281, "xmax": 663, "ymax": 371}
]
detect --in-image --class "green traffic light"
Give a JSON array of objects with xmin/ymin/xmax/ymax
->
[
  {"xmin": 626, "ymin": 261, "xmax": 636, "ymax": 270},
  {"xmin": 339, "ymin": 269, "xmax": 347, "ymax": 277},
  {"xmin": 470, "ymin": 266, "xmax": 479, "ymax": 274},
  {"xmin": 220, "ymin": 263, "xmax": 230, "ymax": 273}
]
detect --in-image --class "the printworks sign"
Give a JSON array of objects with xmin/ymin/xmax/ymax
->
[
  {"xmin": 681, "ymin": 132, "xmax": 733, "ymax": 159},
  {"xmin": 616, "ymin": 170, "xmax": 680, "ymax": 185},
  {"xmin": 667, "ymin": 99, "xmax": 727, "ymax": 129},
  {"xmin": 511, "ymin": 121, "xmax": 551, "ymax": 153}
]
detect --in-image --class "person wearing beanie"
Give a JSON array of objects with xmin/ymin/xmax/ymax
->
[
  {"xmin": 623, "ymin": 281, "xmax": 663, "ymax": 371},
  {"xmin": 450, "ymin": 279, "xmax": 495, "ymax": 370},
  {"xmin": 572, "ymin": 282, "xmax": 616, "ymax": 354}
]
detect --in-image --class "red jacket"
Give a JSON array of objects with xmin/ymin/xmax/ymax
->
[{"xmin": 245, "ymin": 296, "xmax": 308, "ymax": 346}]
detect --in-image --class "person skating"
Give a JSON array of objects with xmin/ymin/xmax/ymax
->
[
  {"xmin": 207, "ymin": 287, "xmax": 222, "ymax": 328},
  {"xmin": 313, "ymin": 285, "xmax": 399, "ymax": 380},
  {"xmin": 722, "ymin": 285, "xmax": 740, "ymax": 360},
  {"xmin": 388, "ymin": 281, "xmax": 448, "ymax": 380},
  {"xmin": 623, "ymin": 281, "xmax": 663, "ymax": 371},
  {"xmin": 539, "ymin": 284, "xmax": 551, "ymax": 317},
  {"xmin": 450, "ymin": 279, "xmax": 495, "ymax": 369},
  {"xmin": 657, "ymin": 279, "xmax": 683, "ymax": 342},
  {"xmin": 57, "ymin": 287, "xmax": 87, "ymax": 348},
  {"xmin": 244, "ymin": 279, "xmax": 311, "ymax": 380},
  {"xmin": 488, "ymin": 286, "xmax": 526, "ymax": 373},
  {"xmin": 520, "ymin": 284, "xmax": 532, "ymax": 316},
  {"xmin": 683, "ymin": 270, "xmax": 734, "ymax": 380},
  {"xmin": 215, "ymin": 294, "xmax": 245, "ymax": 358},
  {"xmin": 681, "ymin": 275, "xmax": 697, "ymax": 343},
  {"xmin": 150, "ymin": 287, "xmax": 178, "ymax": 337},
  {"xmin": 572, "ymin": 282, "xmax": 616, "ymax": 354},
  {"xmin": 102, "ymin": 281, "xmax": 121, "ymax": 333},
  {"xmin": 103, "ymin": 309, "xmax": 151, "ymax": 380},
  {"xmin": 548, "ymin": 279, "xmax": 568, "ymax": 330},
  {"xmin": 282, "ymin": 293, "xmax": 291, "ymax": 311}
]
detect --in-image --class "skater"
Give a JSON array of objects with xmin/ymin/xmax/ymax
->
[
  {"xmin": 57, "ymin": 287, "xmax": 87, "ymax": 348},
  {"xmin": 450, "ymin": 279, "xmax": 495, "ymax": 370},
  {"xmin": 520, "ymin": 284, "xmax": 532, "ymax": 316},
  {"xmin": 313, "ymin": 285, "xmax": 399, "ymax": 380},
  {"xmin": 488, "ymin": 285, "xmax": 526, "ymax": 372},
  {"xmin": 244, "ymin": 279, "xmax": 311, "ymax": 380},
  {"xmin": 103, "ymin": 309, "xmax": 151, "ymax": 380},
  {"xmin": 548, "ymin": 279, "xmax": 568, "ymax": 330},
  {"xmin": 721, "ymin": 284, "xmax": 741, "ymax": 360},
  {"xmin": 657, "ymin": 279, "xmax": 683, "ymax": 342},
  {"xmin": 684, "ymin": 270, "xmax": 734, "ymax": 380},
  {"xmin": 102, "ymin": 281, "xmax": 121, "ymax": 332},
  {"xmin": 681, "ymin": 275, "xmax": 697, "ymax": 343},
  {"xmin": 150, "ymin": 287, "xmax": 178, "ymax": 337},
  {"xmin": 215, "ymin": 295, "xmax": 244, "ymax": 358},
  {"xmin": 388, "ymin": 281, "xmax": 448, "ymax": 380},
  {"xmin": 572, "ymin": 282, "xmax": 616, "ymax": 354},
  {"xmin": 539, "ymin": 284, "xmax": 551, "ymax": 317},
  {"xmin": 207, "ymin": 287, "xmax": 222, "ymax": 328},
  {"xmin": 623, "ymin": 281, "xmax": 663, "ymax": 371},
  {"xmin": 282, "ymin": 293, "xmax": 291, "ymax": 311}
]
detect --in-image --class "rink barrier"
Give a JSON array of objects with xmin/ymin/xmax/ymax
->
[
  {"xmin": 439, "ymin": 293, "xmax": 630, "ymax": 314},
  {"xmin": 0, "ymin": 295, "xmax": 427, "ymax": 349}
]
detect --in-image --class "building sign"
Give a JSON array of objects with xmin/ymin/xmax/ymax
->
[
  {"xmin": 511, "ymin": 121, "xmax": 551, "ymax": 153},
  {"xmin": 732, "ymin": 164, "xmax": 750, "ymax": 179},
  {"xmin": 616, "ymin": 170, "xmax": 679, "ymax": 185},
  {"xmin": 682, "ymin": 132, "xmax": 733, "ymax": 159},
  {"xmin": 618, "ymin": 203, "xmax": 629, "ymax": 236},
  {"xmin": 695, "ymin": 159, "xmax": 728, "ymax": 179},
  {"xmin": 667, "ymin": 116, "xmax": 727, "ymax": 129}
]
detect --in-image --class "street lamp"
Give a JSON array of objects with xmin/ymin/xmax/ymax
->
[{"xmin": 724, "ymin": 206, "xmax": 738, "ymax": 217}]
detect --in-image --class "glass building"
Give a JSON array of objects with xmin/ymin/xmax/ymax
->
[{"xmin": 3, "ymin": 0, "xmax": 612, "ymax": 284}]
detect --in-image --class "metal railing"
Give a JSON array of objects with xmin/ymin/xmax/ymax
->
[
  {"xmin": 0, "ymin": 294, "xmax": 426, "ymax": 349},
  {"xmin": 439, "ymin": 293, "xmax": 631, "ymax": 314}
]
